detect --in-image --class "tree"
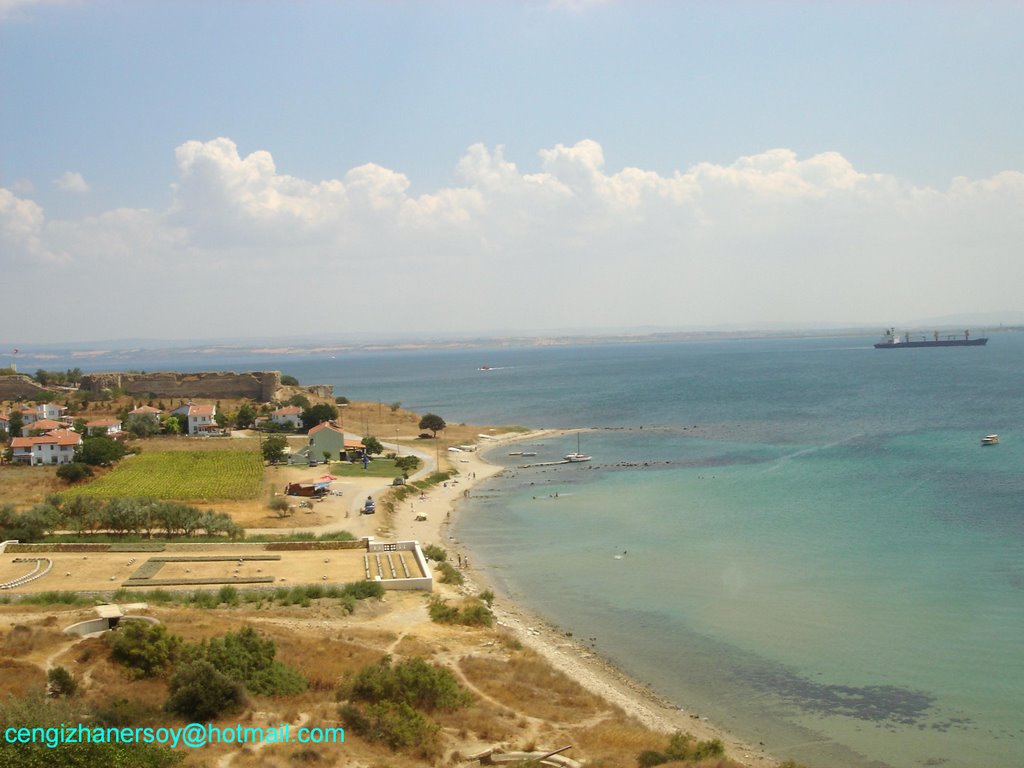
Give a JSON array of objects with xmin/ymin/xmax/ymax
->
[
  {"xmin": 262, "ymin": 434, "xmax": 288, "ymax": 464},
  {"xmin": 418, "ymin": 413, "xmax": 446, "ymax": 438},
  {"xmin": 269, "ymin": 497, "xmax": 291, "ymax": 518},
  {"xmin": 280, "ymin": 374, "xmax": 299, "ymax": 386},
  {"xmin": 389, "ymin": 401, "xmax": 402, "ymax": 413},
  {"xmin": 287, "ymin": 393, "xmax": 311, "ymax": 409},
  {"xmin": 8, "ymin": 411, "xmax": 23, "ymax": 439},
  {"xmin": 163, "ymin": 414, "xmax": 183, "ymax": 435},
  {"xmin": 125, "ymin": 414, "xmax": 160, "ymax": 438},
  {"xmin": 301, "ymin": 403, "xmax": 338, "ymax": 431},
  {"xmin": 235, "ymin": 403, "xmax": 257, "ymax": 429},
  {"xmin": 78, "ymin": 435, "xmax": 128, "ymax": 466},
  {"xmin": 361, "ymin": 436, "xmax": 384, "ymax": 455},
  {"xmin": 395, "ymin": 455, "xmax": 420, "ymax": 474}
]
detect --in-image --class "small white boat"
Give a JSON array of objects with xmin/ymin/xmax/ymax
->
[
  {"xmin": 981, "ymin": 434, "xmax": 999, "ymax": 446},
  {"xmin": 564, "ymin": 433, "xmax": 591, "ymax": 462},
  {"xmin": 521, "ymin": 451, "xmax": 537, "ymax": 457},
  {"xmin": 508, "ymin": 451, "xmax": 523, "ymax": 456}
]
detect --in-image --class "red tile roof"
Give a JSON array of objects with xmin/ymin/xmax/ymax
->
[
  {"xmin": 23, "ymin": 419, "xmax": 63, "ymax": 431},
  {"xmin": 308, "ymin": 421, "xmax": 344, "ymax": 436},
  {"xmin": 11, "ymin": 429, "xmax": 82, "ymax": 448}
]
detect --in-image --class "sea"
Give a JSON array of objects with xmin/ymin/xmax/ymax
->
[{"xmin": 29, "ymin": 333, "xmax": 1024, "ymax": 767}]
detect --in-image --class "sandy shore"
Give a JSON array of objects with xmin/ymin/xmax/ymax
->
[
  {"xmin": 390, "ymin": 428, "xmax": 780, "ymax": 768},
  {"xmin": 238, "ymin": 428, "xmax": 779, "ymax": 766}
]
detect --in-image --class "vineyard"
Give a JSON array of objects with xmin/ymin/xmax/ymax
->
[{"xmin": 64, "ymin": 451, "xmax": 263, "ymax": 500}]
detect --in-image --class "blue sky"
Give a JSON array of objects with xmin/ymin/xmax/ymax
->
[{"xmin": 2, "ymin": 1, "xmax": 1023, "ymax": 344}]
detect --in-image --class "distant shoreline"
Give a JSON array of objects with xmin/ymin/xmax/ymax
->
[{"xmin": 6, "ymin": 325, "xmax": 1022, "ymax": 362}]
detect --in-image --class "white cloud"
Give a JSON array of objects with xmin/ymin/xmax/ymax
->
[
  {"xmin": 0, "ymin": 0, "xmax": 76, "ymax": 22},
  {"xmin": 54, "ymin": 171, "xmax": 89, "ymax": 193},
  {"xmin": 4, "ymin": 138, "xmax": 1024, "ymax": 342},
  {"xmin": 0, "ymin": 186, "xmax": 63, "ymax": 263}
]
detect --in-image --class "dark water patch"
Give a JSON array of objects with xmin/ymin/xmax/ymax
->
[
  {"xmin": 741, "ymin": 665, "xmax": 937, "ymax": 725},
  {"xmin": 603, "ymin": 454, "xmax": 774, "ymax": 471}
]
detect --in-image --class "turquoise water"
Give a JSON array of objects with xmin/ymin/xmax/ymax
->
[
  {"xmin": 459, "ymin": 427, "xmax": 1024, "ymax": 767},
  {"xmin": 52, "ymin": 333, "xmax": 1024, "ymax": 766}
]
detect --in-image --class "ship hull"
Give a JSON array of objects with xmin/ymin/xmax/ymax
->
[{"xmin": 874, "ymin": 338, "xmax": 988, "ymax": 348}]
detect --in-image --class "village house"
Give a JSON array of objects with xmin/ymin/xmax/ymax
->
[
  {"xmin": 9, "ymin": 428, "xmax": 82, "ymax": 465},
  {"xmin": 270, "ymin": 405, "xmax": 303, "ymax": 429},
  {"xmin": 20, "ymin": 418, "xmax": 64, "ymax": 436},
  {"xmin": 290, "ymin": 421, "xmax": 364, "ymax": 465},
  {"xmin": 128, "ymin": 405, "xmax": 162, "ymax": 419},
  {"xmin": 85, "ymin": 417, "xmax": 123, "ymax": 436},
  {"xmin": 171, "ymin": 402, "xmax": 218, "ymax": 435},
  {"xmin": 19, "ymin": 402, "xmax": 68, "ymax": 425}
]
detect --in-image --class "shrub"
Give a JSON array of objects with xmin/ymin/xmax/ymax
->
[
  {"xmin": 436, "ymin": 561, "xmax": 464, "ymax": 585},
  {"xmin": 428, "ymin": 596, "xmax": 493, "ymax": 627},
  {"xmin": 166, "ymin": 660, "xmax": 245, "ymax": 720},
  {"xmin": 110, "ymin": 621, "xmax": 181, "ymax": 678},
  {"xmin": 340, "ymin": 580, "xmax": 385, "ymax": 600},
  {"xmin": 422, "ymin": 544, "xmax": 446, "ymax": 562},
  {"xmin": 344, "ymin": 655, "xmax": 471, "ymax": 712},
  {"xmin": 47, "ymin": 666, "xmax": 77, "ymax": 696},
  {"xmin": 93, "ymin": 697, "xmax": 163, "ymax": 728},
  {"xmin": 56, "ymin": 462, "xmax": 94, "ymax": 484},
  {"xmin": 458, "ymin": 599, "xmax": 494, "ymax": 627},
  {"xmin": 428, "ymin": 595, "xmax": 460, "ymax": 623},
  {"xmin": 340, "ymin": 700, "xmax": 439, "ymax": 753},
  {"xmin": 636, "ymin": 731, "xmax": 725, "ymax": 766},
  {"xmin": 200, "ymin": 626, "xmax": 307, "ymax": 696}
]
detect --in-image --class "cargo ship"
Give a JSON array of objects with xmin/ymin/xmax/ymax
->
[{"xmin": 874, "ymin": 328, "xmax": 988, "ymax": 348}]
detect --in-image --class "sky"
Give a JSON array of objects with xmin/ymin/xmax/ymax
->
[{"xmin": 2, "ymin": 0, "xmax": 1023, "ymax": 345}]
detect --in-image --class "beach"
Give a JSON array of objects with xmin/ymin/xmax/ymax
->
[{"xmin": 381, "ymin": 428, "xmax": 780, "ymax": 768}]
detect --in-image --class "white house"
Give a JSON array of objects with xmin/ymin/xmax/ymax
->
[
  {"xmin": 9, "ymin": 429, "xmax": 82, "ymax": 465},
  {"xmin": 171, "ymin": 402, "xmax": 217, "ymax": 435},
  {"xmin": 128, "ymin": 405, "xmax": 162, "ymax": 418},
  {"xmin": 20, "ymin": 418, "xmax": 64, "ymax": 437},
  {"xmin": 270, "ymin": 405, "xmax": 303, "ymax": 429},
  {"xmin": 0, "ymin": 414, "xmax": 12, "ymax": 434},
  {"xmin": 85, "ymin": 418, "xmax": 123, "ymax": 436},
  {"xmin": 20, "ymin": 403, "xmax": 67, "ymax": 425}
]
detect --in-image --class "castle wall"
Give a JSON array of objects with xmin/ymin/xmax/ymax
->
[
  {"xmin": 79, "ymin": 371, "xmax": 288, "ymax": 403},
  {"xmin": 0, "ymin": 375, "xmax": 50, "ymax": 400}
]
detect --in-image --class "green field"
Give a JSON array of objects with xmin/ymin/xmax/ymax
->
[
  {"xmin": 327, "ymin": 458, "xmax": 406, "ymax": 479},
  {"xmin": 64, "ymin": 451, "xmax": 263, "ymax": 500}
]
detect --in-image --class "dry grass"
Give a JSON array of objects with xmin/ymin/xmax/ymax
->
[
  {"xmin": 459, "ymin": 651, "xmax": 609, "ymax": 724},
  {"xmin": 437, "ymin": 699, "xmax": 521, "ymax": 743},
  {"xmin": 0, "ymin": 464, "xmax": 63, "ymax": 509},
  {"xmin": 0, "ymin": 658, "xmax": 45, "ymax": 697},
  {"xmin": 0, "ymin": 617, "xmax": 68, "ymax": 658}
]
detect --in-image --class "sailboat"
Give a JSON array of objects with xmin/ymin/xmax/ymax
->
[{"xmin": 564, "ymin": 433, "xmax": 592, "ymax": 463}]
